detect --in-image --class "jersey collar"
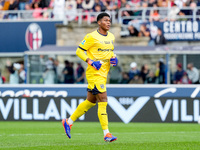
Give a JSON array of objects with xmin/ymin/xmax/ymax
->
[{"xmin": 97, "ymin": 29, "xmax": 108, "ymax": 36}]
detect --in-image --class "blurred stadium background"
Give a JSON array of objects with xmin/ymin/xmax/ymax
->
[{"xmin": 1, "ymin": 0, "xmax": 200, "ymax": 149}]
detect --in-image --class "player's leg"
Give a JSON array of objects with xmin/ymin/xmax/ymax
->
[
  {"xmin": 62, "ymin": 91, "xmax": 96, "ymax": 138},
  {"xmin": 69, "ymin": 91, "xmax": 96, "ymax": 124},
  {"xmin": 96, "ymin": 92, "xmax": 117, "ymax": 142}
]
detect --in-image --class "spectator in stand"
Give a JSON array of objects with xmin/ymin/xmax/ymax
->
[
  {"xmin": 158, "ymin": 58, "xmax": 165, "ymax": 84},
  {"xmin": 93, "ymin": 0, "xmax": 106, "ymax": 11},
  {"xmin": 19, "ymin": 64, "xmax": 26, "ymax": 84},
  {"xmin": 120, "ymin": 0, "xmax": 127, "ymax": 8},
  {"xmin": 53, "ymin": 0, "xmax": 65, "ymax": 19},
  {"xmin": 157, "ymin": 0, "xmax": 169, "ymax": 7},
  {"xmin": 43, "ymin": 56, "xmax": 55, "ymax": 84},
  {"xmin": 109, "ymin": 65, "xmax": 122, "ymax": 84},
  {"xmin": 148, "ymin": 0, "xmax": 156, "ymax": 7},
  {"xmin": 8, "ymin": 0, "xmax": 19, "ymax": 19},
  {"xmin": 187, "ymin": 63, "xmax": 199, "ymax": 84},
  {"xmin": 138, "ymin": 23, "xmax": 150, "ymax": 37},
  {"xmin": 128, "ymin": 62, "xmax": 140, "ymax": 81},
  {"xmin": 82, "ymin": 0, "xmax": 95, "ymax": 11},
  {"xmin": 22, "ymin": 4, "xmax": 33, "ymax": 19},
  {"xmin": 154, "ymin": 28, "xmax": 167, "ymax": 45},
  {"xmin": 188, "ymin": 2, "xmax": 200, "ymax": 20},
  {"xmin": 149, "ymin": 4, "xmax": 160, "ymax": 22},
  {"xmin": 103, "ymin": 0, "xmax": 118, "ymax": 12},
  {"xmin": 63, "ymin": 60, "xmax": 74, "ymax": 84},
  {"xmin": 2, "ymin": 0, "xmax": 10, "ymax": 11},
  {"xmin": 127, "ymin": 24, "xmax": 139, "ymax": 36},
  {"xmin": 38, "ymin": 0, "xmax": 49, "ymax": 8},
  {"xmin": 32, "ymin": 2, "xmax": 43, "ymax": 19},
  {"xmin": 168, "ymin": 3, "xmax": 180, "ymax": 21},
  {"xmin": 6, "ymin": 60, "xmax": 20, "ymax": 84},
  {"xmin": 76, "ymin": 62, "xmax": 85, "ymax": 84},
  {"xmin": 140, "ymin": 64, "xmax": 149, "ymax": 83},
  {"xmin": 129, "ymin": 74, "xmax": 143, "ymax": 84},
  {"xmin": 178, "ymin": 72, "xmax": 192, "ymax": 84},
  {"xmin": 146, "ymin": 71, "xmax": 158, "ymax": 84},
  {"xmin": 129, "ymin": 0, "xmax": 141, "ymax": 7},
  {"xmin": 0, "ymin": 69, "xmax": 6, "ymax": 84},
  {"xmin": 141, "ymin": 2, "xmax": 150, "ymax": 16},
  {"xmin": 173, "ymin": 63, "xmax": 185, "ymax": 84},
  {"xmin": 76, "ymin": 0, "xmax": 83, "ymax": 9},
  {"xmin": 54, "ymin": 59, "xmax": 64, "ymax": 84},
  {"xmin": 121, "ymin": 3, "xmax": 134, "ymax": 24},
  {"xmin": 168, "ymin": 0, "xmax": 175, "ymax": 7},
  {"xmin": 174, "ymin": 0, "xmax": 187, "ymax": 9},
  {"xmin": 177, "ymin": 10, "xmax": 187, "ymax": 21},
  {"xmin": 94, "ymin": 3, "xmax": 102, "ymax": 11},
  {"xmin": 65, "ymin": 0, "xmax": 77, "ymax": 21},
  {"xmin": 48, "ymin": 0, "xmax": 54, "ymax": 9},
  {"xmin": 120, "ymin": 72, "xmax": 130, "ymax": 84},
  {"xmin": 0, "ymin": 0, "xmax": 4, "ymax": 19},
  {"xmin": 159, "ymin": 1, "xmax": 168, "ymax": 21},
  {"xmin": 18, "ymin": 0, "xmax": 29, "ymax": 10}
]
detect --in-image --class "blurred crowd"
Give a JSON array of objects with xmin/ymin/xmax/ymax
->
[
  {"xmin": 2, "ymin": 56, "xmax": 200, "ymax": 85},
  {"xmin": 110, "ymin": 59, "xmax": 200, "ymax": 84},
  {"xmin": 0, "ymin": 0, "xmax": 199, "ymax": 20}
]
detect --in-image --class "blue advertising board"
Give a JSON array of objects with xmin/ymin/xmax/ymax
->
[
  {"xmin": 0, "ymin": 85, "xmax": 200, "ymax": 123},
  {"xmin": 150, "ymin": 21, "xmax": 200, "ymax": 41},
  {"xmin": 0, "ymin": 85, "xmax": 200, "ymax": 97},
  {"xmin": 0, "ymin": 21, "xmax": 62, "ymax": 52}
]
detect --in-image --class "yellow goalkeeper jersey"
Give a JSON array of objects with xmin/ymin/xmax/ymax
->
[{"xmin": 78, "ymin": 30, "xmax": 115, "ymax": 78}]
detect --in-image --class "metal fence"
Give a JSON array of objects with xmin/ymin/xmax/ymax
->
[
  {"xmin": 0, "ymin": 9, "xmax": 117, "ymax": 24},
  {"xmin": 0, "ymin": 7, "xmax": 200, "ymax": 25}
]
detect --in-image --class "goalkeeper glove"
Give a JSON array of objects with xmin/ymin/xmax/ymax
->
[
  {"xmin": 87, "ymin": 59, "xmax": 102, "ymax": 70},
  {"xmin": 110, "ymin": 56, "xmax": 118, "ymax": 67}
]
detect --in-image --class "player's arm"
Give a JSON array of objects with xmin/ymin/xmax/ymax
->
[
  {"xmin": 76, "ymin": 34, "xmax": 102, "ymax": 70},
  {"xmin": 76, "ymin": 48, "xmax": 102, "ymax": 70}
]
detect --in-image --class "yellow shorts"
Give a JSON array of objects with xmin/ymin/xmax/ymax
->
[{"xmin": 86, "ymin": 75, "xmax": 107, "ymax": 95}]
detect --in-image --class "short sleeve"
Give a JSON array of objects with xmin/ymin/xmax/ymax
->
[{"xmin": 78, "ymin": 34, "xmax": 94, "ymax": 51}]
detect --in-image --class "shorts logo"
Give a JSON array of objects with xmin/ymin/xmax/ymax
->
[
  {"xmin": 100, "ymin": 84, "xmax": 104, "ymax": 89},
  {"xmin": 25, "ymin": 23, "xmax": 42, "ymax": 51},
  {"xmin": 81, "ymin": 40, "xmax": 86, "ymax": 45}
]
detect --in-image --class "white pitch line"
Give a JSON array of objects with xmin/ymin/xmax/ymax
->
[{"xmin": 0, "ymin": 131, "xmax": 200, "ymax": 137}]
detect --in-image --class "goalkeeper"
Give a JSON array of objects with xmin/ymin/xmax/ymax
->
[{"xmin": 62, "ymin": 12, "xmax": 118, "ymax": 142}]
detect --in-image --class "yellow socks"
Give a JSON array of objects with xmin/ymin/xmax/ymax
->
[
  {"xmin": 70, "ymin": 99, "xmax": 96, "ymax": 122},
  {"xmin": 98, "ymin": 102, "xmax": 108, "ymax": 130}
]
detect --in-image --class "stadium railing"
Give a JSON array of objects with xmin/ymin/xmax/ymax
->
[
  {"xmin": 0, "ymin": 9, "xmax": 117, "ymax": 24},
  {"xmin": 0, "ymin": 7, "xmax": 199, "ymax": 25},
  {"xmin": 118, "ymin": 6, "xmax": 200, "ymax": 26}
]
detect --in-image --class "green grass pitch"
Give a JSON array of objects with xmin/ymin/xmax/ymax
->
[{"xmin": 0, "ymin": 122, "xmax": 200, "ymax": 150}]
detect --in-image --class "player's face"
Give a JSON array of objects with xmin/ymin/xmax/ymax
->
[{"xmin": 99, "ymin": 16, "xmax": 111, "ymax": 31}]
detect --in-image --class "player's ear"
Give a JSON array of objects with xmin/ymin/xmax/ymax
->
[{"xmin": 97, "ymin": 20, "xmax": 101, "ymax": 26}]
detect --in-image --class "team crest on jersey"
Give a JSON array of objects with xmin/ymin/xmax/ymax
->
[
  {"xmin": 25, "ymin": 23, "xmax": 42, "ymax": 51},
  {"xmin": 81, "ymin": 40, "xmax": 86, "ymax": 45},
  {"xmin": 100, "ymin": 84, "xmax": 104, "ymax": 89}
]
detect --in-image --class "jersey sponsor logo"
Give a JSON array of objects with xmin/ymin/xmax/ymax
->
[
  {"xmin": 104, "ymin": 41, "xmax": 110, "ymax": 44},
  {"xmin": 81, "ymin": 40, "xmax": 86, "ymax": 45},
  {"xmin": 98, "ymin": 48, "xmax": 113, "ymax": 52},
  {"xmin": 94, "ymin": 59, "xmax": 109, "ymax": 63},
  {"xmin": 25, "ymin": 23, "xmax": 42, "ymax": 51}
]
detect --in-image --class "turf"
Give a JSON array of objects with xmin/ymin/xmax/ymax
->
[{"xmin": 0, "ymin": 122, "xmax": 200, "ymax": 150}]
